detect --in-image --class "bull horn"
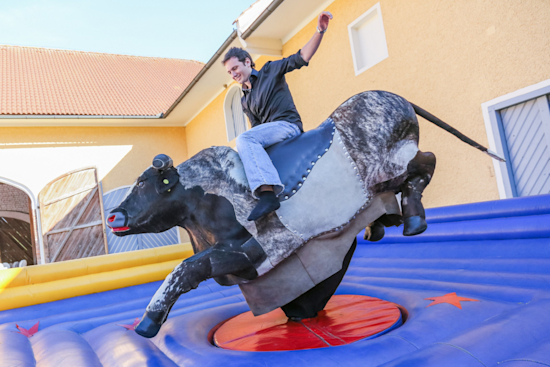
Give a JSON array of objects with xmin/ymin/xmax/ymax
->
[{"xmin": 152, "ymin": 154, "xmax": 173, "ymax": 170}]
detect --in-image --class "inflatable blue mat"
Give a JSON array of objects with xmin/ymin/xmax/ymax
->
[{"xmin": 1, "ymin": 194, "xmax": 550, "ymax": 366}]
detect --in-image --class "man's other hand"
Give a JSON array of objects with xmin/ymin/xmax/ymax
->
[{"xmin": 318, "ymin": 11, "xmax": 333, "ymax": 32}]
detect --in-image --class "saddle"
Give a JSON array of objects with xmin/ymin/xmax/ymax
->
[{"xmin": 266, "ymin": 118, "xmax": 335, "ymax": 201}]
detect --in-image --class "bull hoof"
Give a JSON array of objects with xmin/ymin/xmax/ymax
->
[
  {"xmin": 135, "ymin": 301, "xmax": 175, "ymax": 338},
  {"xmin": 365, "ymin": 221, "xmax": 385, "ymax": 242},
  {"xmin": 403, "ymin": 216, "xmax": 427, "ymax": 236},
  {"xmin": 135, "ymin": 310, "xmax": 165, "ymax": 338}
]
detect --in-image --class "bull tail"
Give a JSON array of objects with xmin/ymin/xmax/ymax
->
[{"xmin": 411, "ymin": 103, "xmax": 506, "ymax": 162}]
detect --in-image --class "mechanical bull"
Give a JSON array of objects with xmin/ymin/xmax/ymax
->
[{"xmin": 107, "ymin": 91, "xmax": 504, "ymax": 338}]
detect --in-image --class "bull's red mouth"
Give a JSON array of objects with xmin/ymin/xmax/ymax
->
[{"xmin": 111, "ymin": 227, "xmax": 130, "ymax": 232}]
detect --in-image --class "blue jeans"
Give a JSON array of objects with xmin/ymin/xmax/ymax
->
[{"xmin": 236, "ymin": 121, "xmax": 301, "ymax": 198}]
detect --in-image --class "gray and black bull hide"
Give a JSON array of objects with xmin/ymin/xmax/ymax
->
[{"xmin": 108, "ymin": 90, "xmax": 442, "ymax": 338}]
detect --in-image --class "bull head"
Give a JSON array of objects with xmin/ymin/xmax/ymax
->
[{"xmin": 106, "ymin": 154, "xmax": 182, "ymax": 235}]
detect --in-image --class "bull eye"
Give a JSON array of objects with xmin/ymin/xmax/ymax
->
[
  {"xmin": 137, "ymin": 181, "xmax": 144, "ymax": 188},
  {"xmin": 163, "ymin": 179, "xmax": 169, "ymax": 185}
]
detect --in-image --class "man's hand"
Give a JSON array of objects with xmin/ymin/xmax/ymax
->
[
  {"xmin": 301, "ymin": 11, "xmax": 333, "ymax": 62},
  {"xmin": 317, "ymin": 11, "xmax": 333, "ymax": 32}
]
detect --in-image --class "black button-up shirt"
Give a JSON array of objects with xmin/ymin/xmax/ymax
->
[{"xmin": 241, "ymin": 50, "xmax": 309, "ymax": 132}]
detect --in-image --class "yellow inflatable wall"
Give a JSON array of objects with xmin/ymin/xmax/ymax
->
[{"xmin": 0, "ymin": 243, "xmax": 193, "ymax": 311}]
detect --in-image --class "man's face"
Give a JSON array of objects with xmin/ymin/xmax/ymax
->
[{"xmin": 225, "ymin": 56, "xmax": 252, "ymax": 85}]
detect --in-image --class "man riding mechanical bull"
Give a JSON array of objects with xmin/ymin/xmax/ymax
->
[{"xmin": 106, "ymin": 11, "xmax": 505, "ymax": 338}]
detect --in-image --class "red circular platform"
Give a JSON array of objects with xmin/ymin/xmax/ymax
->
[{"xmin": 212, "ymin": 295, "xmax": 403, "ymax": 352}]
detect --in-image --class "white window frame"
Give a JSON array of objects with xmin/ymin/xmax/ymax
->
[
  {"xmin": 224, "ymin": 84, "xmax": 248, "ymax": 142},
  {"xmin": 482, "ymin": 79, "xmax": 550, "ymax": 199},
  {"xmin": 348, "ymin": 2, "xmax": 389, "ymax": 76}
]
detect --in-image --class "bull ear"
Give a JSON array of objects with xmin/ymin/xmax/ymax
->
[
  {"xmin": 152, "ymin": 154, "xmax": 173, "ymax": 171},
  {"xmin": 155, "ymin": 167, "xmax": 179, "ymax": 194}
]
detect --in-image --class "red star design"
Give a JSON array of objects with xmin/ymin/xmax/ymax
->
[
  {"xmin": 424, "ymin": 292, "xmax": 480, "ymax": 309},
  {"xmin": 117, "ymin": 318, "xmax": 140, "ymax": 331},
  {"xmin": 15, "ymin": 322, "xmax": 39, "ymax": 337}
]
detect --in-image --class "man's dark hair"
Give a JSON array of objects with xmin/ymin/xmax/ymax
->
[{"xmin": 222, "ymin": 47, "xmax": 255, "ymax": 69}]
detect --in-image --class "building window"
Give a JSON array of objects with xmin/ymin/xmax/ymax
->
[
  {"xmin": 348, "ymin": 2, "xmax": 389, "ymax": 76},
  {"xmin": 482, "ymin": 79, "xmax": 550, "ymax": 198},
  {"xmin": 224, "ymin": 85, "xmax": 248, "ymax": 141}
]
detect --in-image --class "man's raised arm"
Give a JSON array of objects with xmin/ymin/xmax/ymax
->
[{"xmin": 300, "ymin": 11, "xmax": 333, "ymax": 63}]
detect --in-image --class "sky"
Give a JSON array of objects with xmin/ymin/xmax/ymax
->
[{"xmin": 0, "ymin": 0, "xmax": 255, "ymax": 62}]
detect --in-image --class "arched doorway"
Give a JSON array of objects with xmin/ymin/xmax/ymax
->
[{"xmin": 0, "ymin": 182, "xmax": 36, "ymax": 266}]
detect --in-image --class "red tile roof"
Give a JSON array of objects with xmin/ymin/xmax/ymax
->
[{"xmin": 0, "ymin": 45, "xmax": 204, "ymax": 116}]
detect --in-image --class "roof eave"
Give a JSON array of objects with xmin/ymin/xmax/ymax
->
[
  {"xmin": 163, "ymin": 30, "xmax": 238, "ymax": 119},
  {"xmin": 0, "ymin": 113, "xmax": 163, "ymax": 119}
]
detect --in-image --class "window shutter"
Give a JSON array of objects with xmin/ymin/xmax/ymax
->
[{"xmin": 498, "ymin": 95, "xmax": 550, "ymax": 196}]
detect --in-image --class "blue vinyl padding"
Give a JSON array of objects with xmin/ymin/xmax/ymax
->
[
  {"xmin": 31, "ymin": 329, "xmax": 102, "ymax": 367},
  {"xmin": 1, "ymin": 194, "xmax": 550, "ymax": 366},
  {"xmin": 358, "ymin": 214, "xmax": 550, "ymax": 244},
  {"xmin": 424, "ymin": 193, "xmax": 550, "ymax": 223},
  {"xmin": 0, "ymin": 331, "xmax": 35, "ymax": 367}
]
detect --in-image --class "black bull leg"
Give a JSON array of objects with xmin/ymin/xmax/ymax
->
[
  {"xmin": 401, "ymin": 150, "xmax": 436, "ymax": 236},
  {"xmin": 364, "ymin": 151, "xmax": 435, "ymax": 241},
  {"xmin": 135, "ymin": 240, "xmax": 262, "ymax": 338}
]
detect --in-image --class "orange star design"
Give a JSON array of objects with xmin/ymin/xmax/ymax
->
[
  {"xmin": 117, "ymin": 318, "xmax": 140, "ymax": 331},
  {"xmin": 15, "ymin": 322, "xmax": 40, "ymax": 337},
  {"xmin": 424, "ymin": 292, "xmax": 480, "ymax": 309}
]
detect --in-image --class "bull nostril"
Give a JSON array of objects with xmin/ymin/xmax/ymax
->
[{"xmin": 108, "ymin": 215, "xmax": 116, "ymax": 223}]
